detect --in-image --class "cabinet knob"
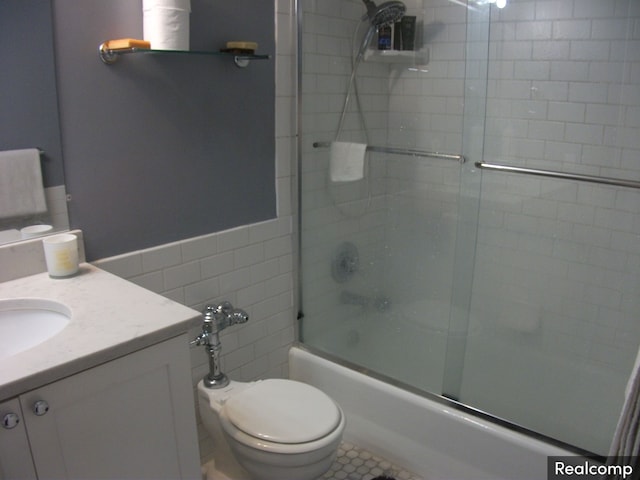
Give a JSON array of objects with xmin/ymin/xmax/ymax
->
[
  {"xmin": 33, "ymin": 400, "xmax": 50, "ymax": 416},
  {"xmin": 2, "ymin": 412, "xmax": 20, "ymax": 429}
]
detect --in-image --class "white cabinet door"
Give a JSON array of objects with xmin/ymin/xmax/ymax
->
[
  {"xmin": 21, "ymin": 334, "xmax": 200, "ymax": 480},
  {"xmin": 0, "ymin": 397, "xmax": 37, "ymax": 480}
]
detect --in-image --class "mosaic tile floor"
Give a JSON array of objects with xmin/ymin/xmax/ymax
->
[{"xmin": 319, "ymin": 442, "xmax": 423, "ymax": 480}]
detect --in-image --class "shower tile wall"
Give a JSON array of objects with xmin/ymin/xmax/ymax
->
[
  {"xmin": 300, "ymin": 0, "xmax": 469, "ymax": 367},
  {"xmin": 383, "ymin": 0, "xmax": 468, "ymax": 315},
  {"xmin": 302, "ymin": 0, "xmax": 639, "ymax": 370},
  {"xmin": 461, "ymin": 0, "xmax": 640, "ymax": 456},
  {"xmin": 301, "ymin": 0, "xmax": 640, "ymax": 456},
  {"xmin": 300, "ymin": 0, "xmax": 392, "ymax": 343}
]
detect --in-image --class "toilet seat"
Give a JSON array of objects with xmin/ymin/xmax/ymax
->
[{"xmin": 219, "ymin": 379, "xmax": 345, "ymax": 454}]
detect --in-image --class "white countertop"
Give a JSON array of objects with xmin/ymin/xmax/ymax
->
[{"xmin": 0, "ymin": 263, "xmax": 200, "ymax": 400}]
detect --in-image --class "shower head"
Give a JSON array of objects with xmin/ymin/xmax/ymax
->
[
  {"xmin": 361, "ymin": 0, "xmax": 406, "ymax": 27},
  {"xmin": 354, "ymin": 0, "xmax": 406, "ymax": 63}
]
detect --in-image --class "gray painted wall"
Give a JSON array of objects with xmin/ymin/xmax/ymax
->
[
  {"xmin": 1, "ymin": 0, "xmax": 65, "ymax": 186},
  {"xmin": 52, "ymin": 0, "xmax": 276, "ymax": 260}
]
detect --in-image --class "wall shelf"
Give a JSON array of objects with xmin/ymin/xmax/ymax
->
[{"xmin": 98, "ymin": 42, "xmax": 270, "ymax": 68}]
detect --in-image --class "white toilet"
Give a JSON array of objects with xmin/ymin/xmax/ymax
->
[{"xmin": 197, "ymin": 378, "xmax": 346, "ymax": 480}]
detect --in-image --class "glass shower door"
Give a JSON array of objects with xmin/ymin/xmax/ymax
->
[
  {"xmin": 298, "ymin": 0, "xmax": 473, "ymax": 394},
  {"xmin": 453, "ymin": 0, "xmax": 640, "ymax": 456},
  {"xmin": 298, "ymin": 0, "xmax": 640, "ymax": 458}
]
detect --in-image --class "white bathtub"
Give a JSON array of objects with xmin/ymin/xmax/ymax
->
[
  {"xmin": 302, "ymin": 297, "xmax": 622, "ymax": 456},
  {"xmin": 289, "ymin": 345, "xmax": 576, "ymax": 480}
]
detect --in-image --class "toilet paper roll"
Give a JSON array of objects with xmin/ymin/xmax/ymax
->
[{"xmin": 143, "ymin": 0, "xmax": 191, "ymax": 50}]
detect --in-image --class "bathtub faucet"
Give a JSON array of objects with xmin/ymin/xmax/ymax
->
[{"xmin": 190, "ymin": 301, "xmax": 249, "ymax": 389}]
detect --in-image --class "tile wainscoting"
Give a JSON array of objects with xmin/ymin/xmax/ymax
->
[{"xmin": 95, "ymin": 215, "xmax": 296, "ymax": 462}]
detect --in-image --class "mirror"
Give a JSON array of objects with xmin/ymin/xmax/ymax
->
[{"xmin": 0, "ymin": 0, "xmax": 70, "ymax": 245}]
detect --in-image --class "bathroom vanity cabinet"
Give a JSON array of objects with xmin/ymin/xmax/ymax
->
[{"xmin": 0, "ymin": 335, "xmax": 200, "ymax": 480}]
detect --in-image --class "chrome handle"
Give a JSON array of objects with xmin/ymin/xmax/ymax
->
[
  {"xmin": 2, "ymin": 412, "xmax": 20, "ymax": 429},
  {"xmin": 33, "ymin": 400, "xmax": 49, "ymax": 416}
]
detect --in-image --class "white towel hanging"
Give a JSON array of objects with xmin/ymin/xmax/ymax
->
[
  {"xmin": 0, "ymin": 148, "xmax": 47, "ymax": 219},
  {"xmin": 329, "ymin": 142, "xmax": 367, "ymax": 182}
]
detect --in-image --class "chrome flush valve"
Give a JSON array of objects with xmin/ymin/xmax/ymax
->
[{"xmin": 190, "ymin": 301, "xmax": 249, "ymax": 389}]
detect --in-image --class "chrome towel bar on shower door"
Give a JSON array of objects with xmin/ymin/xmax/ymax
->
[
  {"xmin": 313, "ymin": 141, "xmax": 466, "ymax": 164},
  {"xmin": 475, "ymin": 161, "xmax": 640, "ymax": 190}
]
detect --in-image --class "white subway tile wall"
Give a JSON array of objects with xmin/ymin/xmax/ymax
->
[
  {"xmin": 299, "ymin": 0, "xmax": 468, "ymax": 356},
  {"xmin": 95, "ymin": 216, "xmax": 296, "ymax": 461},
  {"xmin": 461, "ymin": 2, "xmax": 640, "ymax": 454},
  {"xmin": 476, "ymin": 0, "xmax": 640, "ymax": 372}
]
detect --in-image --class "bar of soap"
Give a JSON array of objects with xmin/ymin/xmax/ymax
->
[
  {"xmin": 221, "ymin": 41, "xmax": 258, "ymax": 54},
  {"xmin": 105, "ymin": 38, "xmax": 151, "ymax": 50}
]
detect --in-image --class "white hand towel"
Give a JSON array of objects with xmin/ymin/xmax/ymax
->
[
  {"xmin": 0, "ymin": 148, "xmax": 47, "ymax": 219},
  {"xmin": 330, "ymin": 142, "xmax": 367, "ymax": 182}
]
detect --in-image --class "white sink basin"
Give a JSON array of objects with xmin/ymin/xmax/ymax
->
[{"xmin": 0, "ymin": 298, "xmax": 71, "ymax": 359}]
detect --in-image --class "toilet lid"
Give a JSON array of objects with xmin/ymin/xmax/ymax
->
[{"xmin": 223, "ymin": 379, "xmax": 341, "ymax": 444}]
